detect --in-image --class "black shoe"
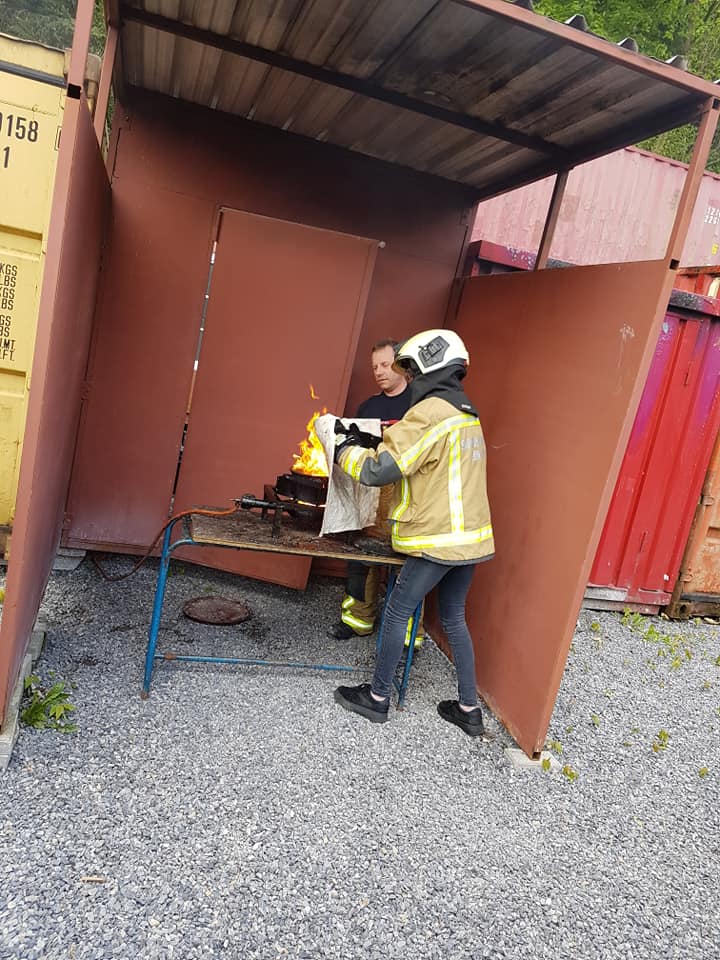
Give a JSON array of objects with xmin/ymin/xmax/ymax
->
[
  {"xmin": 327, "ymin": 621, "xmax": 363, "ymax": 640},
  {"xmin": 437, "ymin": 700, "xmax": 484, "ymax": 737},
  {"xmin": 334, "ymin": 683, "xmax": 389, "ymax": 723}
]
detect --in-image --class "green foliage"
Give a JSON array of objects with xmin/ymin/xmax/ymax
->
[
  {"xmin": 621, "ymin": 609, "xmax": 647, "ymax": 632},
  {"xmin": 591, "ymin": 712, "xmax": 601, "ymax": 727},
  {"xmin": 0, "ymin": 1, "xmax": 106, "ymax": 57},
  {"xmin": 547, "ymin": 738, "xmax": 563, "ymax": 754},
  {"xmin": 561, "ymin": 764, "xmax": 579, "ymax": 781},
  {"xmin": 541, "ymin": 756, "xmax": 552, "ymax": 771},
  {"xmin": 699, "ymin": 766, "xmax": 710, "ymax": 777},
  {"xmin": 651, "ymin": 728, "xmax": 670, "ymax": 753},
  {"xmin": 21, "ymin": 673, "xmax": 77, "ymax": 732}
]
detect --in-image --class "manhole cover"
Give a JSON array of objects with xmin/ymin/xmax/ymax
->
[{"xmin": 182, "ymin": 596, "xmax": 252, "ymax": 625}]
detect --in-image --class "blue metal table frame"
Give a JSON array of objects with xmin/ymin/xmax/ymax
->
[{"xmin": 141, "ymin": 511, "xmax": 422, "ymax": 707}]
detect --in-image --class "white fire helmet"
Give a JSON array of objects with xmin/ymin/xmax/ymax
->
[{"xmin": 393, "ymin": 329, "xmax": 470, "ymax": 378}]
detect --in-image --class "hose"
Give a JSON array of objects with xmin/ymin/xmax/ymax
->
[{"xmin": 90, "ymin": 503, "xmax": 239, "ymax": 582}]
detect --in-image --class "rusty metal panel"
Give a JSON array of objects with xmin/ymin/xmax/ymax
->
[
  {"xmin": 63, "ymin": 179, "xmax": 214, "ymax": 549},
  {"xmin": 473, "ymin": 147, "xmax": 720, "ymax": 268},
  {"xmin": 590, "ymin": 310, "xmax": 720, "ymax": 605},
  {"xmin": 672, "ymin": 428, "xmax": 720, "ymax": 607},
  {"xmin": 171, "ymin": 208, "xmax": 377, "ymax": 587},
  {"xmin": 435, "ymin": 259, "xmax": 673, "ymax": 757},
  {"xmin": 0, "ymin": 97, "xmax": 109, "ymax": 724}
]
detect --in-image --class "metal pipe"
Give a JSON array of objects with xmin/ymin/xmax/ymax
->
[{"xmin": 156, "ymin": 654, "xmax": 364, "ymax": 673}]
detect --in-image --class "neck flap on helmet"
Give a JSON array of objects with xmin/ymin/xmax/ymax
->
[{"xmin": 407, "ymin": 364, "xmax": 478, "ymax": 416}]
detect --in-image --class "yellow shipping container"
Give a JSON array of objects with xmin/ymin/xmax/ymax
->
[{"xmin": 0, "ymin": 35, "xmax": 99, "ymax": 556}]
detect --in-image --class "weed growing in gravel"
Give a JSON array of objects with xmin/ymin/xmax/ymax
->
[
  {"xmin": 546, "ymin": 739, "xmax": 563, "ymax": 754},
  {"xmin": 21, "ymin": 673, "xmax": 77, "ymax": 732},
  {"xmin": 699, "ymin": 767, "xmax": 710, "ymax": 778},
  {"xmin": 561, "ymin": 765, "xmax": 579, "ymax": 781},
  {"xmin": 621, "ymin": 609, "xmax": 647, "ymax": 631},
  {"xmin": 591, "ymin": 713, "xmax": 601, "ymax": 728},
  {"xmin": 651, "ymin": 729, "xmax": 670, "ymax": 753}
]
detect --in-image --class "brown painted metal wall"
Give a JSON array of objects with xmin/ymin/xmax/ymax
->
[
  {"xmin": 171, "ymin": 209, "xmax": 377, "ymax": 586},
  {"xmin": 431, "ymin": 261, "xmax": 674, "ymax": 756},
  {"xmin": 0, "ymin": 97, "xmax": 109, "ymax": 724},
  {"xmin": 64, "ymin": 91, "xmax": 474, "ymax": 583}
]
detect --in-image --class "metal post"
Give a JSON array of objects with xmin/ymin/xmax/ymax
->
[
  {"xmin": 67, "ymin": 0, "xmax": 95, "ymax": 93},
  {"xmin": 665, "ymin": 98, "xmax": 720, "ymax": 266},
  {"xmin": 396, "ymin": 602, "xmax": 422, "ymax": 710},
  {"xmin": 93, "ymin": 25, "xmax": 118, "ymax": 144},
  {"xmin": 141, "ymin": 521, "xmax": 176, "ymax": 697},
  {"xmin": 534, "ymin": 169, "xmax": 569, "ymax": 270}
]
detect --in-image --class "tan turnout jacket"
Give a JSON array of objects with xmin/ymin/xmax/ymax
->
[{"xmin": 338, "ymin": 397, "xmax": 494, "ymax": 563}]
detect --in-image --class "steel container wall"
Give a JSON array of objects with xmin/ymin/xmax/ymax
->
[
  {"xmin": 588, "ymin": 298, "xmax": 720, "ymax": 609},
  {"xmin": 0, "ymin": 36, "xmax": 66, "ymax": 553},
  {"xmin": 473, "ymin": 147, "xmax": 720, "ymax": 269}
]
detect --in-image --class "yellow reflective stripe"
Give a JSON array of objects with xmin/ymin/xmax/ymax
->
[
  {"xmin": 392, "ymin": 524, "xmax": 493, "ymax": 550},
  {"xmin": 341, "ymin": 597, "xmax": 374, "ymax": 631},
  {"xmin": 342, "ymin": 613, "xmax": 373, "ymax": 631},
  {"xmin": 390, "ymin": 477, "xmax": 410, "ymax": 521},
  {"xmin": 395, "ymin": 415, "xmax": 479, "ymax": 474},
  {"xmin": 341, "ymin": 613, "xmax": 374, "ymax": 631},
  {"xmin": 341, "ymin": 446, "xmax": 365, "ymax": 480},
  {"xmin": 447, "ymin": 429, "xmax": 464, "ymax": 533}
]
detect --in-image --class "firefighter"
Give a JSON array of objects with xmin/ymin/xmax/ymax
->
[
  {"xmin": 331, "ymin": 330, "xmax": 494, "ymax": 736},
  {"xmin": 327, "ymin": 339, "xmax": 425, "ymax": 649}
]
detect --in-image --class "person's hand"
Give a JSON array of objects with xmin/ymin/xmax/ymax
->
[{"xmin": 333, "ymin": 420, "xmax": 380, "ymax": 462}]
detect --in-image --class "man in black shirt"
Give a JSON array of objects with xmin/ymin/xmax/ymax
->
[{"xmin": 327, "ymin": 339, "xmax": 424, "ymax": 647}]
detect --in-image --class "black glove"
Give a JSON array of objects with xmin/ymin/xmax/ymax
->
[{"xmin": 333, "ymin": 420, "xmax": 380, "ymax": 463}]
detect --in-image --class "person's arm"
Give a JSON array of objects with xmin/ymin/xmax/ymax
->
[{"xmin": 335, "ymin": 406, "xmax": 436, "ymax": 487}]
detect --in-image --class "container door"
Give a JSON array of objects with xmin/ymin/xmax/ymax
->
[
  {"xmin": 0, "ymin": 51, "xmax": 65, "ymax": 551},
  {"xmin": 590, "ymin": 312, "xmax": 720, "ymax": 605},
  {"xmin": 170, "ymin": 208, "xmax": 377, "ymax": 587}
]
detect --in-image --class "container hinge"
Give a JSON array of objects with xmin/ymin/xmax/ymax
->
[{"xmin": 701, "ymin": 495, "xmax": 715, "ymax": 506}]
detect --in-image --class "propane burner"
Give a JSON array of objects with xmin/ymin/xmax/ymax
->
[
  {"xmin": 237, "ymin": 473, "xmax": 328, "ymax": 537},
  {"xmin": 278, "ymin": 471, "xmax": 328, "ymax": 506}
]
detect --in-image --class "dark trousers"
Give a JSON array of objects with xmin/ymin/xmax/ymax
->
[{"xmin": 372, "ymin": 556, "xmax": 478, "ymax": 704}]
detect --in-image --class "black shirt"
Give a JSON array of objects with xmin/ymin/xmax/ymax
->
[{"xmin": 356, "ymin": 387, "xmax": 412, "ymax": 422}]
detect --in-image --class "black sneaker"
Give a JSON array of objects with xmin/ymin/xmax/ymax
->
[
  {"xmin": 334, "ymin": 683, "xmax": 389, "ymax": 723},
  {"xmin": 327, "ymin": 621, "xmax": 364, "ymax": 640},
  {"xmin": 437, "ymin": 700, "xmax": 484, "ymax": 737}
]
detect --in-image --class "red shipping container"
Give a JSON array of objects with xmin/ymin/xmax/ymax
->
[{"xmin": 588, "ymin": 296, "xmax": 720, "ymax": 610}]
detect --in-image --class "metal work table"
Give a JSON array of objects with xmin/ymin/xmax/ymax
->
[{"xmin": 142, "ymin": 509, "xmax": 421, "ymax": 705}]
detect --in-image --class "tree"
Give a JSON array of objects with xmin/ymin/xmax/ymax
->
[
  {"xmin": 0, "ymin": 1, "xmax": 105, "ymax": 57},
  {"xmin": 533, "ymin": 0, "xmax": 720, "ymax": 170}
]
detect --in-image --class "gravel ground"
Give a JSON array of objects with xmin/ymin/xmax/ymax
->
[{"xmin": 1, "ymin": 556, "xmax": 719, "ymax": 960}]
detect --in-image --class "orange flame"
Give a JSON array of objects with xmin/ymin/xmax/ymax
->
[{"xmin": 292, "ymin": 386, "xmax": 329, "ymax": 476}]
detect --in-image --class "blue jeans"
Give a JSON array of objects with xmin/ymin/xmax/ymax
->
[{"xmin": 373, "ymin": 556, "xmax": 478, "ymax": 705}]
